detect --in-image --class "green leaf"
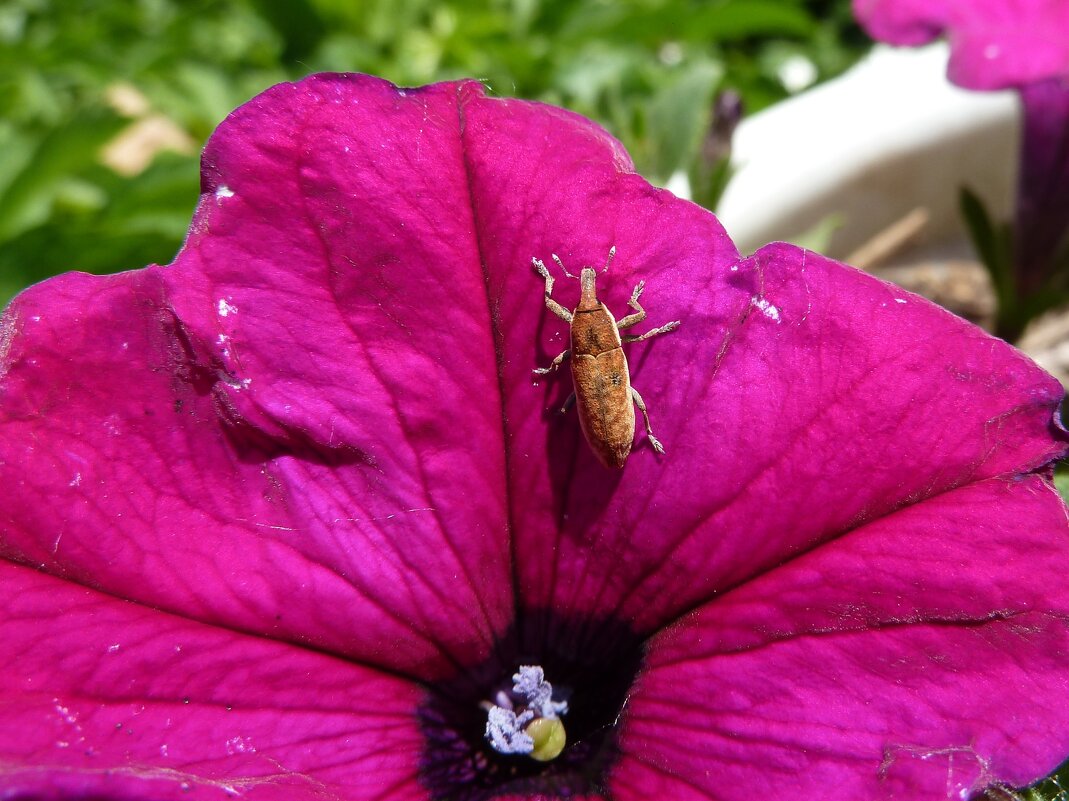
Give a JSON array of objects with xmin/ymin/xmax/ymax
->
[
  {"xmin": 959, "ymin": 185, "xmax": 1016, "ymax": 312},
  {"xmin": 690, "ymin": 156, "xmax": 734, "ymax": 212},
  {"xmin": 688, "ymin": 0, "xmax": 816, "ymax": 40},
  {"xmin": 647, "ymin": 61, "xmax": 722, "ymax": 180},
  {"xmin": 1055, "ymin": 465, "xmax": 1069, "ymax": 506},
  {"xmin": 561, "ymin": 0, "xmax": 815, "ymax": 44},
  {"xmin": 247, "ymin": 0, "xmax": 327, "ymax": 62},
  {"xmin": 792, "ymin": 213, "xmax": 844, "ymax": 253},
  {"xmin": 0, "ymin": 109, "xmax": 124, "ymax": 243},
  {"xmin": 0, "ymin": 152, "xmax": 199, "ymax": 307}
]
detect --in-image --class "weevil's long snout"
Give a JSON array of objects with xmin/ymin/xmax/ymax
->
[{"xmin": 577, "ymin": 267, "xmax": 599, "ymax": 311}]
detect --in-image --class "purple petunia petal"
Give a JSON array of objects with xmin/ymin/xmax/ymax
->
[
  {"xmin": 852, "ymin": 0, "xmax": 953, "ymax": 47},
  {"xmin": 616, "ymin": 474, "xmax": 1069, "ymax": 799},
  {"xmin": 0, "ymin": 561, "xmax": 426, "ymax": 800},
  {"xmin": 853, "ymin": 0, "xmax": 1069, "ymax": 89},
  {"xmin": 0, "ymin": 77, "xmax": 520, "ymax": 681}
]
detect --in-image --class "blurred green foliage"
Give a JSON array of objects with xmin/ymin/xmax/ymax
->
[
  {"xmin": 961, "ymin": 183, "xmax": 1069, "ymax": 341},
  {"xmin": 0, "ymin": 0, "xmax": 869, "ymax": 303}
]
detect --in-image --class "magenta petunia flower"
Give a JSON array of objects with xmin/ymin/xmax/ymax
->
[
  {"xmin": 3, "ymin": 74, "xmax": 1069, "ymax": 800},
  {"xmin": 853, "ymin": 0, "xmax": 1069, "ymax": 321},
  {"xmin": 852, "ymin": 0, "xmax": 1069, "ymax": 90}
]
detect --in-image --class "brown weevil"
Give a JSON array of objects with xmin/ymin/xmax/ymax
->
[{"xmin": 533, "ymin": 247, "xmax": 680, "ymax": 468}]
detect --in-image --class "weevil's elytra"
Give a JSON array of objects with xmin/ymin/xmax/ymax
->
[{"xmin": 533, "ymin": 247, "xmax": 680, "ymax": 469}]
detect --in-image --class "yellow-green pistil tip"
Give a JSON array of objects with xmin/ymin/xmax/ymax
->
[
  {"xmin": 526, "ymin": 715, "xmax": 567, "ymax": 761},
  {"xmin": 484, "ymin": 665, "xmax": 569, "ymax": 761}
]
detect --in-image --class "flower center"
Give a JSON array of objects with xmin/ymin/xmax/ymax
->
[
  {"xmin": 417, "ymin": 611, "xmax": 645, "ymax": 800},
  {"xmin": 484, "ymin": 665, "xmax": 568, "ymax": 761}
]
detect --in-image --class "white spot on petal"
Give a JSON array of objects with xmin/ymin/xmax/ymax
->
[
  {"xmin": 108, "ymin": 644, "xmax": 120, "ymax": 653},
  {"xmin": 217, "ymin": 299, "xmax": 238, "ymax": 317},
  {"xmin": 225, "ymin": 735, "xmax": 256, "ymax": 755},
  {"xmin": 215, "ymin": 185, "xmax": 235, "ymax": 200},
  {"xmin": 895, "ymin": 298, "xmax": 907, "ymax": 304},
  {"xmin": 52, "ymin": 700, "xmax": 79, "ymax": 728},
  {"xmin": 752, "ymin": 297, "xmax": 782, "ymax": 322}
]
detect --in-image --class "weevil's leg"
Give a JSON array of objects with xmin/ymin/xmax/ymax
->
[
  {"xmin": 623, "ymin": 320, "xmax": 681, "ymax": 343},
  {"xmin": 533, "ymin": 257, "xmax": 573, "ymax": 323},
  {"xmin": 617, "ymin": 280, "xmax": 648, "ymax": 329},
  {"xmin": 559, "ymin": 392, "xmax": 576, "ymax": 415},
  {"xmin": 630, "ymin": 386, "xmax": 665, "ymax": 454},
  {"xmin": 534, "ymin": 349, "xmax": 571, "ymax": 374}
]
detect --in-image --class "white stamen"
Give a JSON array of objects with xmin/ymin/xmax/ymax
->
[
  {"xmin": 485, "ymin": 706, "xmax": 535, "ymax": 754},
  {"xmin": 512, "ymin": 665, "xmax": 568, "ymax": 718}
]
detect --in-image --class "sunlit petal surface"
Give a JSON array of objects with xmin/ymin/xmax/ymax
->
[{"xmin": 2, "ymin": 73, "xmax": 1067, "ymax": 800}]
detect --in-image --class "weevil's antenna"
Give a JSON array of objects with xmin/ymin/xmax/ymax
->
[
  {"xmin": 602, "ymin": 245, "xmax": 616, "ymax": 274},
  {"xmin": 552, "ymin": 253, "xmax": 579, "ymax": 279}
]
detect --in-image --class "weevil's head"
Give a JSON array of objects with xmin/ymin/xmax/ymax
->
[{"xmin": 577, "ymin": 267, "xmax": 600, "ymax": 311}]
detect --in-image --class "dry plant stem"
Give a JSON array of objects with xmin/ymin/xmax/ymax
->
[{"xmin": 846, "ymin": 207, "xmax": 931, "ymax": 271}]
